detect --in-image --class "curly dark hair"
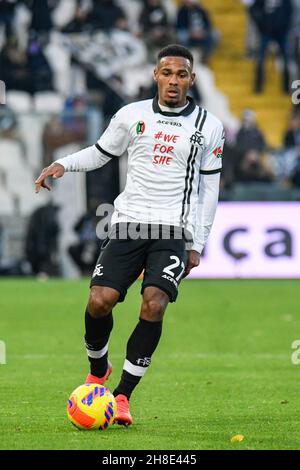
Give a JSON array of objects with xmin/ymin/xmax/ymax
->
[{"xmin": 157, "ymin": 44, "xmax": 194, "ymax": 67}]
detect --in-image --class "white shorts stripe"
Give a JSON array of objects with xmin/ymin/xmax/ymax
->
[
  {"xmin": 123, "ymin": 359, "xmax": 148, "ymax": 377},
  {"xmin": 86, "ymin": 342, "xmax": 108, "ymax": 359}
]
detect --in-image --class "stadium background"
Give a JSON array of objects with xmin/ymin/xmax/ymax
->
[{"xmin": 1, "ymin": 0, "xmax": 300, "ymax": 451}]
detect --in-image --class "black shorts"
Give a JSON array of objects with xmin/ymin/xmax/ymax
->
[{"xmin": 90, "ymin": 223, "xmax": 188, "ymax": 302}]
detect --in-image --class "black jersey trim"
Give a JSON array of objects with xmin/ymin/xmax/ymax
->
[
  {"xmin": 181, "ymin": 144, "xmax": 197, "ymax": 226},
  {"xmin": 152, "ymin": 95, "xmax": 196, "ymax": 117},
  {"xmin": 183, "ymin": 146, "xmax": 198, "ymax": 226},
  {"xmin": 198, "ymin": 108, "xmax": 207, "ymax": 131},
  {"xmin": 200, "ymin": 168, "xmax": 222, "ymax": 175},
  {"xmin": 187, "ymin": 147, "xmax": 198, "ymax": 205},
  {"xmin": 181, "ymin": 107, "xmax": 208, "ymax": 226},
  {"xmin": 195, "ymin": 107, "xmax": 202, "ymax": 128},
  {"xmin": 95, "ymin": 143, "xmax": 120, "ymax": 159}
]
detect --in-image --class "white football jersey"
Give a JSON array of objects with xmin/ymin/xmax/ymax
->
[{"xmin": 56, "ymin": 96, "xmax": 224, "ymax": 253}]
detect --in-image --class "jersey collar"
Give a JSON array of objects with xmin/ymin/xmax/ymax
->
[{"xmin": 152, "ymin": 95, "xmax": 196, "ymax": 117}]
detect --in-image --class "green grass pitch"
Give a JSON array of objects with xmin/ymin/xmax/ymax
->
[{"xmin": 0, "ymin": 278, "xmax": 299, "ymax": 450}]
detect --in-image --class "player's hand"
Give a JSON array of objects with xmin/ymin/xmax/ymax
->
[
  {"xmin": 184, "ymin": 250, "xmax": 200, "ymax": 277},
  {"xmin": 35, "ymin": 163, "xmax": 65, "ymax": 193}
]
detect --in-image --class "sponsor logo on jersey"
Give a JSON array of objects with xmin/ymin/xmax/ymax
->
[
  {"xmin": 136, "ymin": 121, "xmax": 145, "ymax": 134},
  {"xmin": 213, "ymin": 146, "xmax": 223, "ymax": 158},
  {"xmin": 157, "ymin": 120, "xmax": 182, "ymax": 127},
  {"xmin": 189, "ymin": 130, "xmax": 204, "ymax": 148}
]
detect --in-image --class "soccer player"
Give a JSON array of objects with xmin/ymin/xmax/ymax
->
[{"xmin": 35, "ymin": 44, "xmax": 224, "ymax": 426}]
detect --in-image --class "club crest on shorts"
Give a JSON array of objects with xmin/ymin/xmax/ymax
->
[
  {"xmin": 92, "ymin": 264, "xmax": 103, "ymax": 278},
  {"xmin": 136, "ymin": 121, "xmax": 145, "ymax": 135}
]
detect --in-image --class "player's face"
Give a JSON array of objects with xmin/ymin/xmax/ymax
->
[{"xmin": 154, "ymin": 57, "xmax": 195, "ymax": 108}]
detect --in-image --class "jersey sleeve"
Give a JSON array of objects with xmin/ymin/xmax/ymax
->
[
  {"xmin": 55, "ymin": 145, "xmax": 112, "ymax": 172},
  {"xmin": 191, "ymin": 120, "xmax": 225, "ymax": 254},
  {"xmin": 191, "ymin": 172, "xmax": 221, "ymax": 254},
  {"xmin": 200, "ymin": 120, "xmax": 224, "ymax": 174},
  {"xmin": 96, "ymin": 107, "xmax": 131, "ymax": 158}
]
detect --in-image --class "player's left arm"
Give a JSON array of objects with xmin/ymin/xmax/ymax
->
[{"xmin": 185, "ymin": 120, "xmax": 224, "ymax": 275}]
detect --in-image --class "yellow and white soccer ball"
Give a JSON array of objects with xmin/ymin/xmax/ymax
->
[{"xmin": 67, "ymin": 383, "xmax": 116, "ymax": 430}]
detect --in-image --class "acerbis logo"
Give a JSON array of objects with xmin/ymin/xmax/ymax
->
[
  {"xmin": 136, "ymin": 121, "xmax": 145, "ymax": 134},
  {"xmin": 157, "ymin": 120, "xmax": 182, "ymax": 127}
]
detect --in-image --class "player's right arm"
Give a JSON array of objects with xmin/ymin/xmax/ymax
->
[
  {"xmin": 35, "ymin": 107, "xmax": 130, "ymax": 193},
  {"xmin": 34, "ymin": 144, "xmax": 113, "ymax": 193},
  {"xmin": 35, "ymin": 162, "xmax": 65, "ymax": 193}
]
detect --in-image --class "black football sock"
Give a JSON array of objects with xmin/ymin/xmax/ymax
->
[
  {"xmin": 84, "ymin": 309, "xmax": 113, "ymax": 378},
  {"xmin": 113, "ymin": 318, "xmax": 163, "ymax": 399}
]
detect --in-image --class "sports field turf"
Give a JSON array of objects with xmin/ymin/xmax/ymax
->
[{"xmin": 0, "ymin": 278, "xmax": 299, "ymax": 450}]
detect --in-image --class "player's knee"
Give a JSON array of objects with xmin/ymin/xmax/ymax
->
[
  {"xmin": 88, "ymin": 295, "xmax": 113, "ymax": 318},
  {"xmin": 141, "ymin": 298, "xmax": 166, "ymax": 322},
  {"xmin": 88, "ymin": 287, "xmax": 118, "ymax": 318}
]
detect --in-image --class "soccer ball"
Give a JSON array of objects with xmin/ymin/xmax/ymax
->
[{"xmin": 67, "ymin": 383, "xmax": 116, "ymax": 430}]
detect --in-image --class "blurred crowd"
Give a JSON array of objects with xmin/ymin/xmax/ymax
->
[
  {"xmin": 0, "ymin": 1, "xmax": 299, "ymax": 136},
  {"xmin": 241, "ymin": 0, "xmax": 299, "ymax": 94},
  {"xmin": 0, "ymin": 0, "xmax": 299, "ymax": 96},
  {"xmin": 1, "ymin": 0, "xmax": 300, "ymax": 277},
  {"xmin": 221, "ymin": 105, "xmax": 300, "ymax": 197}
]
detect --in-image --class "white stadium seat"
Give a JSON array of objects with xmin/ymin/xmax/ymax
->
[
  {"xmin": 33, "ymin": 92, "xmax": 65, "ymax": 114},
  {"xmin": 17, "ymin": 114, "xmax": 47, "ymax": 171},
  {"xmin": 51, "ymin": 0, "xmax": 77, "ymax": 29},
  {"xmin": 0, "ymin": 140, "xmax": 25, "ymax": 170},
  {"xmin": 6, "ymin": 91, "xmax": 33, "ymax": 113},
  {"xmin": 0, "ymin": 139, "xmax": 49, "ymax": 215},
  {"xmin": 0, "ymin": 188, "xmax": 15, "ymax": 215},
  {"xmin": 44, "ymin": 33, "xmax": 72, "ymax": 97}
]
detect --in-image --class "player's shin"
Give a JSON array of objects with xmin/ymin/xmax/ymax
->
[
  {"xmin": 84, "ymin": 309, "xmax": 113, "ymax": 378},
  {"xmin": 113, "ymin": 318, "xmax": 163, "ymax": 399}
]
